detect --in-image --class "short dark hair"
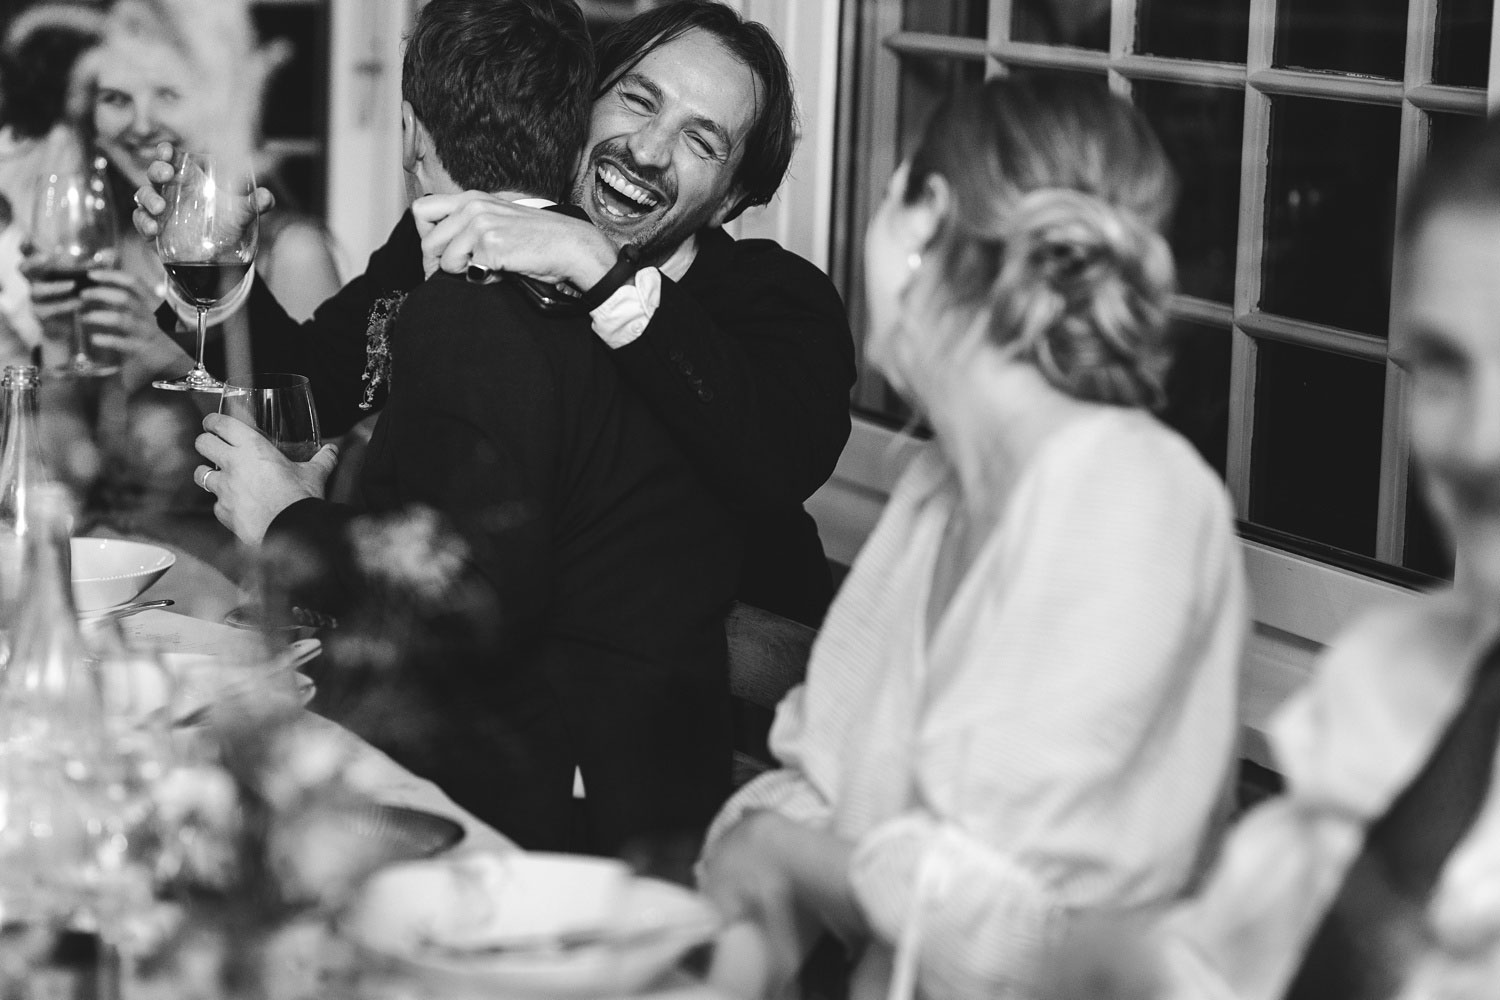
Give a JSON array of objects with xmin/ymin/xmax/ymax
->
[
  {"xmin": 0, "ymin": 11, "xmax": 101, "ymax": 139},
  {"xmin": 1400, "ymin": 114, "xmax": 1500, "ymax": 242},
  {"xmin": 594, "ymin": 0, "xmax": 797, "ymax": 221},
  {"xmin": 402, "ymin": 0, "xmax": 593, "ymax": 201}
]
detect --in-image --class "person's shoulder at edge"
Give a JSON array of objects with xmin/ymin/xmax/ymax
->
[
  {"xmin": 687, "ymin": 226, "xmax": 849, "ymax": 309},
  {"xmin": 1270, "ymin": 585, "xmax": 1489, "ymax": 801}
]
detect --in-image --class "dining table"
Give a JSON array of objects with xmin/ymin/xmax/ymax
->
[{"xmin": 108, "ymin": 531, "xmax": 734, "ymax": 1000}]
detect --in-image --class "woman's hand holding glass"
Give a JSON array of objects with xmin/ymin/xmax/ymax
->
[
  {"xmin": 73, "ymin": 270, "xmax": 194, "ymax": 393},
  {"xmin": 25, "ymin": 163, "xmax": 122, "ymax": 379}
]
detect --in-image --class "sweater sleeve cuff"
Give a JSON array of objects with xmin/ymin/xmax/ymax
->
[
  {"xmin": 266, "ymin": 497, "xmax": 360, "ymax": 617},
  {"xmin": 589, "ymin": 266, "xmax": 662, "ymax": 349}
]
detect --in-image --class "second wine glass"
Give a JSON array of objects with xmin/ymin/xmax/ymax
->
[
  {"xmin": 218, "ymin": 373, "xmax": 321, "ymax": 634},
  {"xmin": 152, "ymin": 152, "xmax": 259, "ymax": 393},
  {"xmin": 26, "ymin": 159, "xmax": 121, "ymax": 380},
  {"xmin": 217, "ymin": 373, "xmax": 320, "ymax": 461}
]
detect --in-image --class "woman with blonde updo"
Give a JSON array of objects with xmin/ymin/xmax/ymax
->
[{"xmin": 697, "ymin": 76, "xmax": 1248, "ymax": 1000}]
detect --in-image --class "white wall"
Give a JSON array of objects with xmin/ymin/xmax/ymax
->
[
  {"xmin": 325, "ymin": 0, "xmax": 411, "ymax": 270},
  {"xmin": 721, "ymin": 0, "xmax": 841, "ymax": 272}
]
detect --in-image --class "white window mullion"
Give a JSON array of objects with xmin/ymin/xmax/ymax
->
[
  {"xmin": 849, "ymin": 0, "xmax": 908, "ymax": 414},
  {"xmin": 1377, "ymin": 0, "xmax": 1440, "ymax": 564},
  {"xmin": 1107, "ymin": 0, "xmax": 1136, "ymax": 98},
  {"xmin": 1227, "ymin": 0, "xmax": 1278, "ymax": 518},
  {"xmin": 1489, "ymin": 0, "xmax": 1500, "ymax": 109},
  {"xmin": 988, "ymin": 0, "xmax": 1013, "ymax": 78}
]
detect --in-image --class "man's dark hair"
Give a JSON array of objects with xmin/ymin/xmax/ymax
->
[
  {"xmin": 0, "ymin": 14, "xmax": 101, "ymax": 139},
  {"xmin": 594, "ymin": 0, "xmax": 797, "ymax": 222},
  {"xmin": 402, "ymin": 0, "xmax": 593, "ymax": 201},
  {"xmin": 1400, "ymin": 114, "xmax": 1500, "ymax": 241}
]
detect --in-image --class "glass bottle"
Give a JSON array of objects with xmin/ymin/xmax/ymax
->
[
  {"xmin": 0, "ymin": 485, "xmax": 100, "ymax": 933},
  {"xmin": 4, "ymin": 483, "xmax": 100, "ymax": 769},
  {"xmin": 0, "ymin": 365, "xmax": 48, "ymax": 535},
  {"xmin": 0, "ymin": 365, "xmax": 48, "ymax": 651}
]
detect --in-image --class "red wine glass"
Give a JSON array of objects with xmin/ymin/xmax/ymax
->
[
  {"xmin": 25, "ymin": 159, "xmax": 121, "ymax": 379},
  {"xmin": 152, "ymin": 152, "xmax": 258, "ymax": 393}
]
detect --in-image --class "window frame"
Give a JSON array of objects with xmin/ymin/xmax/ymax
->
[{"xmin": 814, "ymin": 0, "xmax": 1500, "ymax": 750}]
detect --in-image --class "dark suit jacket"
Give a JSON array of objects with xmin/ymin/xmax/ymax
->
[
  {"xmin": 269, "ymin": 272, "xmax": 742, "ymax": 855},
  {"xmin": 187, "ymin": 211, "xmax": 854, "ymax": 626}
]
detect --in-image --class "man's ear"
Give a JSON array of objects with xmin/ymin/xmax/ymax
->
[
  {"xmin": 400, "ymin": 100, "xmax": 422, "ymax": 172},
  {"xmin": 708, "ymin": 187, "xmax": 749, "ymax": 229}
]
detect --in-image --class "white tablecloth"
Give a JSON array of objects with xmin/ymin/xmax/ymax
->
[{"xmin": 124, "ymin": 538, "xmax": 735, "ymax": 1000}]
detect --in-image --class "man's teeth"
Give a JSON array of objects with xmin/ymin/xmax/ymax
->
[{"xmin": 598, "ymin": 165, "xmax": 660, "ymax": 210}]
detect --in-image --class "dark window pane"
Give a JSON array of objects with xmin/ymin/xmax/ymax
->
[
  {"xmin": 1135, "ymin": 81, "xmax": 1244, "ymax": 303},
  {"xmin": 1138, "ymin": 0, "xmax": 1250, "ymax": 62},
  {"xmin": 1274, "ymin": 0, "xmax": 1406, "ymax": 79},
  {"xmin": 1250, "ymin": 341, "xmax": 1384, "ymax": 556},
  {"xmin": 1429, "ymin": 111, "xmax": 1487, "ymax": 163},
  {"xmin": 904, "ymin": 0, "xmax": 988, "ymax": 37},
  {"xmin": 252, "ymin": 2, "xmax": 328, "ymax": 141},
  {"xmin": 1435, "ymin": 0, "xmax": 1492, "ymax": 88},
  {"xmin": 1405, "ymin": 473, "xmax": 1455, "ymax": 578},
  {"xmin": 1159, "ymin": 320, "xmax": 1232, "ymax": 476},
  {"xmin": 1012, "ymin": 0, "xmax": 1109, "ymax": 49},
  {"xmin": 1261, "ymin": 96, "xmax": 1399, "ymax": 336},
  {"xmin": 896, "ymin": 56, "xmax": 987, "ymax": 163}
]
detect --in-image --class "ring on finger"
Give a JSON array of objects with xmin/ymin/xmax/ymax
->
[{"xmin": 197, "ymin": 468, "xmax": 217, "ymax": 492}]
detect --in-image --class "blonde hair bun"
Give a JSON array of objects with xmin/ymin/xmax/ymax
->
[
  {"xmin": 993, "ymin": 187, "xmax": 1175, "ymax": 409},
  {"xmin": 895, "ymin": 75, "xmax": 1179, "ymax": 410}
]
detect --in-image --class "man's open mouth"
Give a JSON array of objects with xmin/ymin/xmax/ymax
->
[{"xmin": 592, "ymin": 163, "xmax": 664, "ymax": 221}]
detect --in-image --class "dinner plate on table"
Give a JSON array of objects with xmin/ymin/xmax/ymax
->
[{"xmin": 346, "ymin": 851, "xmax": 721, "ymax": 999}]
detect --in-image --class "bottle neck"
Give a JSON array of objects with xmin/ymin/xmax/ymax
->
[{"xmin": 0, "ymin": 369, "xmax": 46, "ymax": 537}]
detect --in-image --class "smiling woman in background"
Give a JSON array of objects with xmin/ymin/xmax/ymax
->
[
  {"xmin": 69, "ymin": 0, "xmax": 340, "ymax": 358},
  {"xmin": 18, "ymin": 0, "xmax": 343, "ymax": 543},
  {"xmin": 696, "ymin": 75, "xmax": 1247, "ymax": 1000}
]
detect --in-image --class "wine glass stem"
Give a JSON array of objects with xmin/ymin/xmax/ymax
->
[
  {"xmin": 192, "ymin": 307, "xmax": 208, "ymax": 375},
  {"xmin": 70, "ymin": 305, "xmax": 88, "ymax": 364}
]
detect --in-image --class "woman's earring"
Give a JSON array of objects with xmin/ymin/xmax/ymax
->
[{"xmin": 907, "ymin": 252, "xmax": 922, "ymax": 273}]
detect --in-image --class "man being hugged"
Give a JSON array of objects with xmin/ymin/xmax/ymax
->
[
  {"xmin": 138, "ymin": 1, "xmax": 855, "ymax": 628},
  {"xmin": 196, "ymin": 0, "xmax": 741, "ymax": 856}
]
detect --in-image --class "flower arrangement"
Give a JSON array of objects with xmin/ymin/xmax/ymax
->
[{"xmin": 132, "ymin": 700, "xmax": 395, "ymax": 1000}]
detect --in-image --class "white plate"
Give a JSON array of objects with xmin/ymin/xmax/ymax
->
[{"xmin": 348, "ymin": 856, "xmax": 719, "ymax": 999}]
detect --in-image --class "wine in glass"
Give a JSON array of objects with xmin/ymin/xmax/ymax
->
[
  {"xmin": 217, "ymin": 372, "xmax": 320, "ymax": 461},
  {"xmin": 25, "ymin": 159, "xmax": 121, "ymax": 379},
  {"xmin": 152, "ymin": 152, "xmax": 259, "ymax": 393},
  {"xmin": 218, "ymin": 373, "xmax": 322, "ymax": 633}
]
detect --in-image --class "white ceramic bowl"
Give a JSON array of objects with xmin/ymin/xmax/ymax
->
[{"xmin": 70, "ymin": 537, "xmax": 175, "ymax": 612}]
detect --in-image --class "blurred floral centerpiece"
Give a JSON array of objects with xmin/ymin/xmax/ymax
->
[{"xmin": 138, "ymin": 697, "xmax": 394, "ymax": 1000}]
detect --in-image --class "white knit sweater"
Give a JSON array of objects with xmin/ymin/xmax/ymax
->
[{"xmin": 706, "ymin": 407, "xmax": 1247, "ymax": 1000}]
